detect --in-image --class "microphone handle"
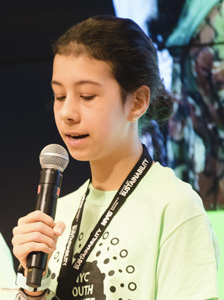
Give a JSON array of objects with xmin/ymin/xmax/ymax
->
[{"xmin": 26, "ymin": 169, "xmax": 62, "ymax": 288}]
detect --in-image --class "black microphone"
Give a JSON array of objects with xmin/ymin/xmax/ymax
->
[{"xmin": 26, "ymin": 144, "xmax": 69, "ymax": 288}]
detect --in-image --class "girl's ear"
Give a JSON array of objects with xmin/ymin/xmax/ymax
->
[{"xmin": 128, "ymin": 85, "xmax": 150, "ymax": 122}]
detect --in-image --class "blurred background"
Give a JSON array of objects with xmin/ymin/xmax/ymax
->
[{"xmin": 0, "ymin": 0, "xmax": 223, "ymax": 297}]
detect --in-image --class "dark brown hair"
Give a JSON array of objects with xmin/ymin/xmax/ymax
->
[{"xmin": 53, "ymin": 15, "xmax": 173, "ymax": 129}]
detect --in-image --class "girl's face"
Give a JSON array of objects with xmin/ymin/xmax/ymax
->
[{"xmin": 52, "ymin": 54, "xmax": 134, "ymax": 163}]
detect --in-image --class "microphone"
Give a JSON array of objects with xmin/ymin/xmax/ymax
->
[{"xmin": 26, "ymin": 144, "xmax": 69, "ymax": 288}]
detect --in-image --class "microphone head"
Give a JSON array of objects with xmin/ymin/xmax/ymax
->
[{"xmin": 39, "ymin": 144, "xmax": 69, "ymax": 172}]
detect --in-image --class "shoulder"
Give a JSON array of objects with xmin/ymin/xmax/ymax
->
[
  {"xmin": 141, "ymin": 164, "xmax": 219, "ymax": 260},
  {"xmin": 139, "ymin": 162, "xmax": 207, "ymax": 230},
  {"xmin": 142, "ymin": 162, "xmax": 203, "ymax": 206}
]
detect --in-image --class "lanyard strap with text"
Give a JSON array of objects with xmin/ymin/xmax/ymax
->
[{"xmin": 57, "ymin": 144, "xmax": 152, "ymax": 283}]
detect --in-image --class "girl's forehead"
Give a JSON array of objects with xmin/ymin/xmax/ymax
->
[
  {"xmin": 54, "ymin": 53, "xmax": 110, "ymax": 68},
  {"xmin": 53, "ymin": 54, "xmax": 114, "ymax": 79},
  {"xmin": 52, "ymin": 54, "xmax": 117, "ymax": 88}
]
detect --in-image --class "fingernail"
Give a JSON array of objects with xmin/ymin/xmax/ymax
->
[{"xmin": 55, "ymin": 227, "xmax": 62, "ymax": 235}]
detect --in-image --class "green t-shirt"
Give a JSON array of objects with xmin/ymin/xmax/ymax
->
[
  {"xmin": 0, "ymin": 233, "xmax": 16, "ymax": 300},
  {"xmin": 48, "ymin": 162, "xmax": 219, "ymax": 300},
  {"xmin": 0, "ymin": 233, "xmax": 15, "ymax": 288}
]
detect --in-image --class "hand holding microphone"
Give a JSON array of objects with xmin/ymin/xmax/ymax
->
[{"xmin": 12, "ymin": 144, "xmax": 69, "ymax": 288}]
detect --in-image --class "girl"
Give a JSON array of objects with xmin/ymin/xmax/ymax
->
[{"xmin": 12, "ymin": 15, "xmax": 219, "ymax": 300}]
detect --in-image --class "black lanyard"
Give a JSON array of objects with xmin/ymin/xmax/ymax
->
[{"xmin": 56, "ymin": 145, "xmax": 152, "ymax": 299}]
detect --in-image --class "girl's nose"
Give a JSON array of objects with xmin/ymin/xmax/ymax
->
[{"xmin": 59, "ymin": 96, "xmax": 80, "ymax": 123}]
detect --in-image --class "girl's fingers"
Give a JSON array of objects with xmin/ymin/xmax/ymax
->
[
  {"xmin": 12, "ymin": 210, "xmax": 62, "ymax": 270},
  {"xmin": 13, "ymin": 241, "xmax": 54, "ymax": 270},
  {"xmin": 12, "ymin": 231, "xmax": 56, "ymax": 250},
  {"xmin": 18, "ymin": 210, "xmax": 55, "ymax": 228},
  {"xmin": 13, "ymin": 221, "xmax": 56, "ymax": 240},
  {"xmin": 13, "ymin": 240, "xmax": 54, "ymax": 258},
  {"xmin": 53, "ymin": 221, "xmax": 66, "ymax": 236}
]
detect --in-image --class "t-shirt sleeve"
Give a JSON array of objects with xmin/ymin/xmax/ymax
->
[
  {"xmin": 0, "ymin": 233, "xmax": 16, "ymax": 288},
  {"xmin": 155, "ymin": 215, "xmax": 219, "ymax": 300}
]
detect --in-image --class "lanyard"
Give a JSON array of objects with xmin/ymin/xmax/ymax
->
[{"xmin": 56, "ymin": 145, "xmax": 152, "ymax": 298}]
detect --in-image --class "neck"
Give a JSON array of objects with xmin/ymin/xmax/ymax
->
[{"xmin": 90, "ymin": 141, "xmax": 143, "ymax": 191}]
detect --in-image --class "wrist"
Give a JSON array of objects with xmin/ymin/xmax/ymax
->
[
  {"xmin": 16, "ymin": 288, "xmax": 49, "ymax": 300},
  {"xmin": 16, "ymin": 265, "xmax": 51, "ymax": 293}
]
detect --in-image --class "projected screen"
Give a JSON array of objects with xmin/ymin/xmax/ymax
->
[{"xmin": 113, "ymin": 0, "xmax": 224, "ymax": 211}]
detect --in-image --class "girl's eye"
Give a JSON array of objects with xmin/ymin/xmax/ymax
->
[
  {"xmin": 55, "ymin": 96, "xmax": 66, "ymax": 101},
  {"xmin": 80, "ymin": 95, "xmax": 96, "ymax": 101}
]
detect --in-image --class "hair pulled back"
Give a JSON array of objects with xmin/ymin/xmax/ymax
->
[{"xmin": 53, "ymin": 15, "xmax": 173, "ymax": 128}]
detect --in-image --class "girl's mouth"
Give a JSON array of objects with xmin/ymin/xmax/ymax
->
[{"xmin": 68, "ymin": 134, "xmax": 89, "ymax": 140}]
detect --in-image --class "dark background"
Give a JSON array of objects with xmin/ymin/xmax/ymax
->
[{"xmin": 0, "ymin": 0, "xmax": 115, "ymax": 268}]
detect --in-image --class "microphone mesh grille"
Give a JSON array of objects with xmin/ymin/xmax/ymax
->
[{"xmin": 39, "ymin": 144, "xmax": 69, "ymax": 171}]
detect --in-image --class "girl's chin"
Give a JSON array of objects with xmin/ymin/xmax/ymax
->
[{"xmin": 66, "ymin": 147, "xmax": 90, "ymax": 162}]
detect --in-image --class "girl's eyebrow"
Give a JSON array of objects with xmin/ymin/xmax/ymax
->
[
  {"xmin": 51, "ymin": 80, "xmax": 63, "ymax": 86},
  {"xmin": 51, "ymin": 80, "xmax": 102, "ymax": 87}
]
